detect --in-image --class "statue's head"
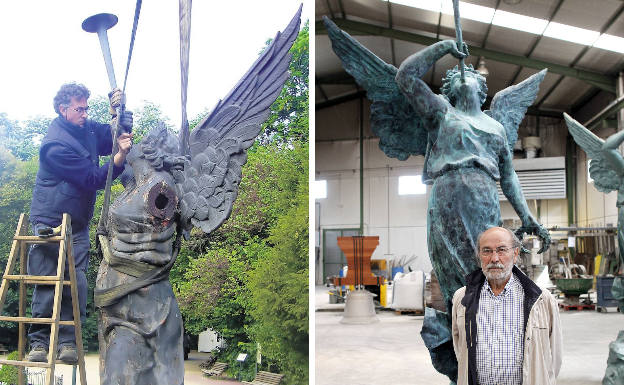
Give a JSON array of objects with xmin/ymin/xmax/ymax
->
[
  {"xmin": 441, "ymin": 64, "xmax": 488, "ymax": 107},
  {"xmin": 121, "ymin": 123, "xmax": 186, "ymax": 187}
]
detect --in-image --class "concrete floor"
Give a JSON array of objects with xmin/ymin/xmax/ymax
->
[{"xmin": 315, "ymin": 285, "xmax": 622, "ymax": 385}]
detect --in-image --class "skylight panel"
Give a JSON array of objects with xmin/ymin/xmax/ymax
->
[
  {"xmin": 443, "ymin": 1, "xmax": 495, "ymax": 24},
  {"xmin": 593, "ymin": 34, "xmax": 624, "ymax": 54},
  {"xmin": 384, "ymin": 0, "xmax": 624, "ymax": 54},
  {"xmin": 491, "ymin": 10, "xmax": 548, "ymax": 35},
  {"xmin": 391, "ymin": 0, "xmax": 442, "ymax": 12},
  {"xmin": 543, "ymin": 22, "xmax": 600, "ymax": 46},
  {"xmin": 390, "ymin": 0, "xmax": 494, "ymax": 23}
]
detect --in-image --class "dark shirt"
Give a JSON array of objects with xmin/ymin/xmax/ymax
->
[
  {"xmin": 41, "ymin": 117, "xmax": 123, "ymax": 191},
  {"xmin": 30, "ymin": 117, "xmax": 124, "ymax": 230}
]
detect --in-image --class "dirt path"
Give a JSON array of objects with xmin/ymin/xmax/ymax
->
[{"xmin": 1, "ymin": 351, "xmax": 245, "ymax": 385}]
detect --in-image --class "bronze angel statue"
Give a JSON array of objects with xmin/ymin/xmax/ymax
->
[
  {"xmin": 94, "ymin": 7, "xmax": 301, "ymax": 384},
  {"xmin": 323, "ymin": 17, "xmax": 551, "ymax": 381},
  {"xmin": 564, "ymin": 114, "xmax": 624, "ymax": 302},
  {"xmin": 564, "ymin": 114, "xmax": 624, "ymax": 385}
]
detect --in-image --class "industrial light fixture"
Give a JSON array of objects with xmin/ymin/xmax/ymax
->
[
  {"xmin": 477, "ymin": 57, "xmax": 489, "ymax": 77},
  {"xmin": 502, "ymin": 0, "xmax": 522, "ymax": 5}
]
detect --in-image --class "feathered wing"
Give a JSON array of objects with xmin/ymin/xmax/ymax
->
[
  {"xmin": 176, "ymin": 5, "xmax": 301, "ymax": 233},
  {"xmin": 323, "ymin": 17, "xmax": 427, "ymax": 160},
  {"xmin": 486, "ymin": 69, "xmax": 547, "ymax": 153},
  {"xmin": 564, "ymin": 113, "xmax": 620, "ymax": 193}
]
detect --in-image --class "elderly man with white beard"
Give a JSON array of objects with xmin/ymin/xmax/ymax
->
[{"xmin": 451, "ymin": 227, "xmax": 562, "ymax": 385}]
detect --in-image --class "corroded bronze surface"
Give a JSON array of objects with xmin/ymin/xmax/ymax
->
[
  {"xmin": 95, "ymin": 7, "xmax": 302, "ymax": 384},
  {"xmin": 324, "ymin": 17, "xmax": 551, "ymax": 382},
  {"xmin": 565, "ymin": 114, "xmax": 624, "ymax": 385}
]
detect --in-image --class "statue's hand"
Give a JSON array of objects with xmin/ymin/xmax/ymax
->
[
  {"xmin": 515, "ymin": 220, "xmax": 551, "ymax": 254},
  {"xmin": 445, "ymin": 40, "xmax": 468, "ymax": 60}
]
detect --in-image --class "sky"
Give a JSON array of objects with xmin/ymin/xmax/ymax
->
[{"xmin": 0, "ymin": 0, "xmax": 308, "ymax": 129}]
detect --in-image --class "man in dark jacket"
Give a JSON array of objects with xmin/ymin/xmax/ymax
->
[{"xmin": 27, "ymin": 83, "xmax": 133, "ymax": 363}]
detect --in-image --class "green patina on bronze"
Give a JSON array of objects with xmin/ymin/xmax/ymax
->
[
  {"xmin": 564, "ymin": 114, "xmax": 624, "ymax": 384},
  {"xmin": 324, "ymin": 16, "xmax": 551, "ymax": 382}
]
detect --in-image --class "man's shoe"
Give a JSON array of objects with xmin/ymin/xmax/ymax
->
[
  {"xmin": 27, "ymin": 345, "xmax": 48, "ymax": 362},
  {"xmin": 58, "ymin": 345, "xmax": 78, "ymax": 364}
]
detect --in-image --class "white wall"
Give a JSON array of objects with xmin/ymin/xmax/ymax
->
[{"xmin": 315, "ymin": 137, "xmax": 569, "ymax": 284}]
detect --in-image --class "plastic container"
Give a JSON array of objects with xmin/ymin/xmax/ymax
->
[
  {"xmin": 391, "ymin": 271, "xmax": 425, "ymax": 311},
  {"xmin": 392, "ymin": 267, "xmax": 403, "ymax": 280},
  {"xmin": 597, "ymin": 276, "xmax": 619, "ymax": 308}
]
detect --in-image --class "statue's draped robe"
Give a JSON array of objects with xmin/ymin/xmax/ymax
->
[
  {"xmin": 96, "ymin": 168, "xmax": 183, "ymax": 385},
  {"xmin": 426, "ymin": 108, "xmax": 508, "ymax": 310},
  {"xmin": 421, "ymin": 109, "xmax": 509, "ymax": 380}
]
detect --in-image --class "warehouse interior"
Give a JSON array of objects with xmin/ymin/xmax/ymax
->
[{"xmin": 314, "ymin": 0, "xmax": 624, "ymax": 383}]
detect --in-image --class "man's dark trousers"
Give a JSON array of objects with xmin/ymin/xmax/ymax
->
[{"xmin": 28, "ymin": 224, "xmax": 90, "ymax": 349}]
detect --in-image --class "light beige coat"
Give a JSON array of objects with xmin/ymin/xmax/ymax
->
[{"xmin": 452, "ymin": 286, "xmax": 563, "ymax": 385}]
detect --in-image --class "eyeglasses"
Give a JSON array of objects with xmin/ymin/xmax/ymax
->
[
  {"xmin": 62, "ymin": 105, "xmax": 89, "ymax": 114},
  {"xmin": 71, "ymin": 106, "xmax": 89, "ymax": 114},
  {"xmin": 479, "ymin": 246, "xmax": 514, "ymax": 257}
]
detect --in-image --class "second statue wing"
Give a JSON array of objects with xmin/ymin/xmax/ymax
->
[{"xmin": 564, "ymin": 113, "xmax": 620, "ymax": 194}]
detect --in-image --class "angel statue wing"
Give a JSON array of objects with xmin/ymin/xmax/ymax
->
[
  {"xmin": 322, "ymin": 17, "xmax": 427, "ymax": 161},
  {"xmin": 564, "ymin": 113, "xmax": 621, "ymax": 193},
  {"xmin": 485, "ymin": 69, "xmax": 547, "ymax": 153},
  {"xmin": 176, "ymin": 5, "xmax": 302, "ymax": 233}
]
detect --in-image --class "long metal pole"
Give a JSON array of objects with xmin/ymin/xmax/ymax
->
[
  {"xmin": 179, "ymin": 0, "xmax": 192, "ymax": 156},
  {"xmin": 359, "ymin": 96, "xmax": 364, "ymax": 235},
  {"xmin": 452, "ymin": 0, "xmax": 465, "ymax": 81}
]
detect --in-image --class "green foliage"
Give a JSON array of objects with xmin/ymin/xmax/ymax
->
[
  {"xmin": 0, "ymin": 351, "xmax": 20, "ymax": 384},
  {"xmin": 0, "ymin": 153, "xmax": 38, "ymax": 344},
  {"xmin": 174, "ymin": 143, "xmax": 308, "ymax": 381},
  {"xmin": 133, "ymin": 101, "xmax": 172, "ymax": 142},
  {"xmin": 172, "ymin": 23, "xmax": 309, "ymax": 383},
  {"xmin": 246, "ymin": 153, "xmax": 309, "ymax": 385},
  {"xmin": 0, "ymin": 113, "xmax": 50, "ymax": 161},
  {"xmin": 88, "ymin": 96, "xmax": 112, "ymax": 124},
  {"xmin": 259, "ymin": 21, "xmax": 309, "ymax": 145}
]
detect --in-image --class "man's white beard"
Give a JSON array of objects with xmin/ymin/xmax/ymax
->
[{"xmin": 484, "ymin": 262, "xmax": 513, "ymax": 285}]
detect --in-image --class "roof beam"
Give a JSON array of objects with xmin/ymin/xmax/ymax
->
[
  {"xmin": 315, "ymin": 89, "xmax": 566, "ymax": 119},
  {"xmin": 507, "ymin": 0, "xmax": 564, "ymax": 88},
  {"xmin": 535, "ymin": 2, "xmax": 624, "ymax": 107},
  {"xmin": 387, "ymin": 0, "xmax": 397, "ymax": 67},
  {"xmin": 317, "ymin": 73, "xmax": 355, "ymax": 84},
  {"xmin": 316, "ymin": 90, "xmax": 366, "ymax": 110},
  {"xmin": 584, "ymin": 95, "xmax": 624, "ymax": 130},
  {"xmin": 316, "ymin": 18, "xmax": 616, "ymax": 93}
]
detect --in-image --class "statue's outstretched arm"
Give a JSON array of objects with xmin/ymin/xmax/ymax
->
[
  {"xmin": 395, "ymin": 40, "xmax": 466, "ymax": 120},
  {"xmin": 602, "ymin": 130, "xmax": 624, "ymax": 175},
  {"xmin": 499, "ymin": 148, "xmax": 551, "ymax": 253}
]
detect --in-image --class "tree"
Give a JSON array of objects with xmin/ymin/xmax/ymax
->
[
  {"xmin": 246, "ymin": 143, "xmax": 308, "ymax": 385},
  {"xmin": 259, "ymin": 21, "xmax": 309, "ymax": 145},
  {"xmin": 0, "ymin": 113, "xmax": 49, "ymax": 161},
  {"xmin": 172, "ymin": 23, "xmax": 309, "ymax": 382},
  {"xmin": 132, "ymin": 101, "xmax": 173, "ymax": 142},
  {"xmin": 0, "ymin": 351, "xmax": 20, "ymax": 384},
  {"xmin": 0, "ymin": 151, "xmax": 38, "ymax": 346},
  {"xmin": 173, "ymin": 143, "xmax": 308, "ymax": 381}
]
